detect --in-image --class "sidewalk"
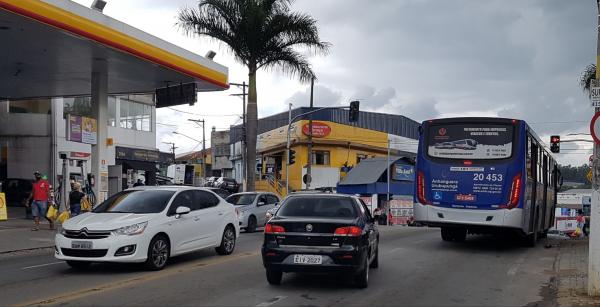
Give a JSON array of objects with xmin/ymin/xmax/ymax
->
[
  {"xmin": 553, "ymin": 236, "xmax": 600, "ymax": 306},
  {"xmin": 0, "ymin": 206, "xmax": 57, "ymax": 254}
]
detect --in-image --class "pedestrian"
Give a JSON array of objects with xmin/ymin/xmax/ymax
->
[
  {"xmin": 68, "ymin": 182, "xmax": 86, "ymax": 217},
  {"xmin": 373, "ymin": 207, "xmax": 381, "ymax": 224},
  {"xmin": 133, "ymin": 179, "xmax": 144, "ymax": 187},
  {"xmin": 26, "ymin": 171, "xmax": 53, "ymax": 231},
  {"xmin": 576, "ymin": 210, "xmax": 586, "ymax": 238}
]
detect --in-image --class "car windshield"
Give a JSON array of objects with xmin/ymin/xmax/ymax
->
[
  {"xmin": 226, "ymin": 194, "xmax": 256, "ymax": 205},
  {"xmin": 277, "ymin": 196, "xmax": 358, "ymax": 218},
  {"xmin": 93, "ymin": 190, "xmax": 175, "ymax": 214}
]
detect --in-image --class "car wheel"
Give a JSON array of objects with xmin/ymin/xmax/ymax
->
[
  {"xmin": 66, "ymin": 260, "xmax": 91, "ymax": 269},
  {"xmin": 247, "ymin": 216, "xmax": 257, "ymax": 233},
  {"xmin": 216, "ymin": 225, "xmax": 236, "ymax": 255},
  {"xmin": 145, "ymin": 235, "xmax": 170, "ymax": 271},
  {"xmin": 441, "ymin": 227, "xmax": 453, "ymax": 241},
  {"xmin": 266, "ymin": 269, "xmax": 282, "ymax": 285},
  {"xmin": 369, "ymin": 246, "xmax": 379, "ymax": 269},
  {"xmin": 354, "ymin": 253, "xmax": 369, "ymax": 288}
]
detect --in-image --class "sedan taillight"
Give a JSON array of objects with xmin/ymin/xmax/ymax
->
[
  {"xmin": 334, "ymin": 226, "xmax": 362, "ymax": 237},
  {"xmin": 265, "ymin": 224, "xmax": 285, "ymax": 234}
]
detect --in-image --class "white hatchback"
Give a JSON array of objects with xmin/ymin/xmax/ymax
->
[{"xmin": 55, "ymin": 186, "xmax": 239, "ymax": 270}]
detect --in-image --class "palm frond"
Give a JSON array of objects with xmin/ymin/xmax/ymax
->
[
  {"xmin": 259, "ymin": 48, "xmax": 315, "ymax": 82},
  {"xmin": 580, "ymin": 63, "xmax": 596, "ymax": 97}
]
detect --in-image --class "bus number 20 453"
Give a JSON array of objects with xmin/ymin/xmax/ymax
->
[{"xmin": 473, "ymin": 173, "xmax": 504, "ymax": 182}]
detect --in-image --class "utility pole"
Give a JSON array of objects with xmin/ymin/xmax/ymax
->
[
  {"xmin": 162, "ymin": 142, "xmax": 177, "ymax": 156},
  {"xmin": 230, "ymin": 82, "xmax": 248, "ymax": 191},
  {"xmin": 306, "ymin": 77, "xmax": 314, "ymax": 190},
  {"xmin": 188, "ymin": 119, "xmax": 206, "ymax": 178},
  {"xmin": 286, "ymin": 103, "xmax": 292, "ymax": 194},
  {"xmin": 589, "ymin": 0, "xmax": 600, "ymax": 296}
]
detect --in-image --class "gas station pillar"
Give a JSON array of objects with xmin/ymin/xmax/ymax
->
[{"xmin": 91, "ymin": 62, "xmax": 109, "ymax": 204}]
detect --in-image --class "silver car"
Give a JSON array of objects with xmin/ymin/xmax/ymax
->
[{"xmin": 226, "ymin": 192, "xmax": 280, "ymax": 232}]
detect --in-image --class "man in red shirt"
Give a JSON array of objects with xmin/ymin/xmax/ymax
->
[{"xmin": 26, "ymin": 171, "xmax": 53, "ymax": 231}]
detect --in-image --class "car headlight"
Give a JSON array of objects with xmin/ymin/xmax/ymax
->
[
  {"xmin": 60, "ymin": 228, "xmax": 69, "ymax": 236},
  {"xmin": 237, "ymin": 210, "xmax": 245, "ymax": 219},
  {"xmin": 112, "ymin": 222, "xmax": 148, "ymax": 236}
]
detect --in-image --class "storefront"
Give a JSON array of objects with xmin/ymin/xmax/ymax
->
[
  {"xmin": 337, "ymin": 157, "xmax": 416, "ymax": 225},
  {"xmin": 113, "ymin": 146, "xmax": 174, "ymax": 193},
  {"xmin": 230, "ymin": 108, "xmax": 419, "ymax": 196}
]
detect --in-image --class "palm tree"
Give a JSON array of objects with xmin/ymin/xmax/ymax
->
[
  {"xmin": 580, "ymin": 63, "xmax": 596, "ymax": 98},
  {"xmin": 177, "ymin": 0, "xmax": 330, "ymax": 191}
]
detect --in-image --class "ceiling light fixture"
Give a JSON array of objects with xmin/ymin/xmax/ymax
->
[{"xmin": 91, "ymin": 0, "xmax": 107, "ymax": 13}]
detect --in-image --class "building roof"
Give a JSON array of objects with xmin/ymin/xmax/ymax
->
[
  {"xmin": 339, "ymin": 157, "xmax": 407, "ymax": 185},
  {"xmin": 230, "ymin": 107, "xmax": 420, "ymax": 144}
]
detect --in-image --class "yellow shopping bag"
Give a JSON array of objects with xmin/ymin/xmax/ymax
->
[
  {"xmin": 81, "ymin": 196, "xmax": 91, "ymax": 212},
  {"xmin": 46, "ymin": 204, "xmax": 58, "ymax": 220},
  {"xmin": 57, "ymin": 211, "xmax": 70, "ymax": 224}
]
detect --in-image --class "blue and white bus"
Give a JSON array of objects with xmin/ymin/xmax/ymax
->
[{"xmin": 414, "ymin": 117, "xmax": 561, "ymax": 246}]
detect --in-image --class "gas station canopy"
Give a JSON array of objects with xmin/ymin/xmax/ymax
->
[{"xmin": 0, "ymin": 0, "xmax": 229, "ymax": 99}]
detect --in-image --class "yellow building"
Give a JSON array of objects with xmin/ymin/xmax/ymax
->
[{"xmin": 230, "ymin": 108, "xmax": 420, "ymax": 197}]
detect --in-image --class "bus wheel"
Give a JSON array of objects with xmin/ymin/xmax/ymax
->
[
  {"xmin": 441, "ymin": 228, "xmax": 453, "ymax": 241},
  {"xmin": 453, "ymin": 228, "xmax": 467, "ymax": 242}
]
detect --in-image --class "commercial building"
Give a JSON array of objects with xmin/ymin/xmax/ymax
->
[
  {"xmin": 211, "ymin": 128, "xmax": 233, "ymax": 177},
  {"xmin": 230, "ymin": 107, "xmax": 419, "ymax": 197},
  {"xmin": 0, "ymin": 0, "xmax": 228, "ymax": 205}
]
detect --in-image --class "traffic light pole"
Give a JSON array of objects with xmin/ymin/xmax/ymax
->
[{"xmin": 285, "ymin": 105, "xmax": 353, "ymax": 194}]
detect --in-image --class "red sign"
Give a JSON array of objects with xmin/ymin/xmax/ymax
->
[
  {"xmin": 592, "ymin": 112, "xmax": 600, "ymax": 145},
  {"xmin": 70, "ymin": 152, "xmax": 91, "ymax": 159},
  {"xmin": 302, "ymin": 122, "xmax": 331, "ymax": 138}
]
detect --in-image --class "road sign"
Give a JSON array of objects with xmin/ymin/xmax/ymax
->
[
  {"xmin": 592, "ymin": 79, "xmax": 600, "ymax": 107},
  {"xmin": 591, "ymin": 112, "xmax": 600, "ymax": 145}
]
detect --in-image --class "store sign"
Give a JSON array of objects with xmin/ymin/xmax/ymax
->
[
  {"xmin": 116, "ymin": 146, "xmax": 161, "ymax": 162},
  {"xmin": 67, "ymin": 114, "xmax": 97, "ymax": 145},
  {"xmin": 302, "ymin": 122, "xmax": 331, "ymax": 138},
  {"xmin": 393, "ymin": 164, "xmax": 415, "ymax": 181}
]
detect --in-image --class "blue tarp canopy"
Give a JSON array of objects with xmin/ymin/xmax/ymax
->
[{"xmin": 337, "ymin": 157, "xmax": 414, "ymax": 195}]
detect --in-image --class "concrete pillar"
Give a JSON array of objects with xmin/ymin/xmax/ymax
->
[
  {"xmin": 91, "ymin": 61, "xmax": 109, "ymax": 204},
  {"xmin": 590, "ymin": 190, "xmax": 600, "ymax": 295}
]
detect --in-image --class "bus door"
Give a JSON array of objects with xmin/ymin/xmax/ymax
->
[
  {"xmin": 529, "ymin": 140, "xmax": 538, "ymax": 232},
  {"xmin": 541, "ymin": 154, "xmax": 548, "ymax": 229}
]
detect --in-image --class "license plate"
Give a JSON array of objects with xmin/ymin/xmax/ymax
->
[
  {"xmin": 71, "ymin": 241, "xmax": 92, "ymax": 249},
  {"xmin": 293, "ymin": 254, "xmax": 322, "ymax": 265}
]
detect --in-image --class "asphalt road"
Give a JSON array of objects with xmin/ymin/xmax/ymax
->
[{"xmin": 2, "ymin": 227, "xmax": 560, "ymax": 307}]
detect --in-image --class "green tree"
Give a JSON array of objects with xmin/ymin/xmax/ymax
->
[
  {"xmin": 177, "ymin": 0, "xmax": 330, "ymax": 191},
  {"xmin": 580, "ymin": 63, "xmax": 596, "ymax": 97}
]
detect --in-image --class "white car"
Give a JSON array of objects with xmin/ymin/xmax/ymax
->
[
  {"xmin": 55, "ymin": 186, "xmax": 239, "ymax": 270},
  {"xmin": 226, "ymin": 192, "xmax": 280, "ymax": 232}
]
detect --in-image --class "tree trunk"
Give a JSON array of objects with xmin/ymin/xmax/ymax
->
[{"xmin": 245, "ymin": 65, "xmax": 258, "ymax": 191}]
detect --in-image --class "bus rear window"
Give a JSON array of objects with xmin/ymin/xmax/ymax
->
[{"xmin": 427, "ymin": 124, "xmax": 514, "ymax": 160}]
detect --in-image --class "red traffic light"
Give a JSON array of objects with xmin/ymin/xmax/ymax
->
[{"xmin": 550, "ymin": 136, "xmax": 560, "ymax": 144}]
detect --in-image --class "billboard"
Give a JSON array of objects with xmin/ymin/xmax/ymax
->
[
  {"xmin": 393, "ymin": 164, "xmax": 414, "ymax": 181},
  {"xmin": 428, "ymin": 124, "xmax": 513, "ymax": 160},
  {"xmin": 67, "ymin": 114, "xmax": 97, "ymax": 145}
]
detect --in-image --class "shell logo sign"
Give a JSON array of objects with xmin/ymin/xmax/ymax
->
[{"xmin": 302, "ymin": 122, "xmax": 331, "ymax": 138}]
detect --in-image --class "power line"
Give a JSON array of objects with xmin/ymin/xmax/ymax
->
[{"xmin": 165, "ymin": 107, "xmax": 241, "ymax": 117}]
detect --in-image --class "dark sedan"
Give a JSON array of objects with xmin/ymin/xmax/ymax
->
[{"xmin": 261, "ymin": 193, "xmax": 379, "ymax": 288}]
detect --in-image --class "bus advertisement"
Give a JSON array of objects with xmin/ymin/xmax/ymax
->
[{"xmin": 414, "ymin": 118, "xmax": 561, "ymax": 246}]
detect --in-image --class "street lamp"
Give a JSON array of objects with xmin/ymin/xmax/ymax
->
[
  {"xmin": 173, "ymin": 131, "xmax": 202, "ymax": 143},
  {"xmin": 162, "ymin": 142, "xmax": 177, "ymax": 156}
]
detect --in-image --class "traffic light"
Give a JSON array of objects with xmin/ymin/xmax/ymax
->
[
  {"xmin": 550, "ymin": 135, "xmax": 560, "ymax": 153},
  {"xmin": 288, "ymin": 149, "xmax": 296, "ymax": 165},
  {"xmin": 349, "ymin": 100, "xmax": 360, "ymax": 122}
]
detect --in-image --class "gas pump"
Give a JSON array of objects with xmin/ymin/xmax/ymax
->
[{"xmin": 58, "ymin": 151, "xmax": 95, "ymax": 211}]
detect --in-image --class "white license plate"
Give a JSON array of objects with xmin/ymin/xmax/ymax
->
[
  {"xmin": 293, "ymin": 254, "xmax": 322, "ymax": 265},
  {"xmin": 71, "ymin": 241, "xmax": 92, "ymax": 249}
]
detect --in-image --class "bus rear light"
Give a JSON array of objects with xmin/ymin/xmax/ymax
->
[
  {"xmin": 417, "ymin": 171, "xmax": 431, "ymax": 205},
  {"xmin": 506, "ymin": 174, "xmax": 522, "ymax": 209},
  {"xmin": 265, "ymin": 224, "xmax": 285, "ymax": 234}
]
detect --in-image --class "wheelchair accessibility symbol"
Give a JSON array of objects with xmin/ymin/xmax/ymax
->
[{"xmin": 434, "ymin": 191, "xmax": 443, "ymax": 200}]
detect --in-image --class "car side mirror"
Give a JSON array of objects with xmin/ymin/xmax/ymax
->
[{"xmin": 175, "ymin": 206, "xmax": 191, "ymax": 218}]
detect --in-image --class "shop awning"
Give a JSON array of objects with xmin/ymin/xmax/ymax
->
[
  {"xmin": 337, "ymin": 157, "xmax": 415, "ymax": 196},
  {"xmin": 117, "ymin": 160, "xmax": 157, "ymax": 172},
  {"xmin": 0, "ymin": 0, "xmax": 229, "ymax": 99},
  {"xmin": 339, "ymin": 157, "xmax": 399, "ymax": 185}
]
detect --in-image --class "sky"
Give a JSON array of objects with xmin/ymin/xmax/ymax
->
[{"xmin": 72, "ymin": 0, "xmax": 598, "ymax": 165}]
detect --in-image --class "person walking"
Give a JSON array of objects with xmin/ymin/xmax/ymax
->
[
  {"xmin": 373, "ymin": 207, "xmax": 382, "ymax": 225},
  {"xmin": 576, "ymin": 210, "xmax": 586, "ymax": 238},
  {"xmin": 68, "ymin": 182, "xmax": 86, "ymax": 217},
  {"xmin": 26, "ymin": 171, "xmax": 53, "ymax": 231}
]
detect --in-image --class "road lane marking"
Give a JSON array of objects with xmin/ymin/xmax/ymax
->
[
  {"xmin": 507, "ymin": 254, "xmax": 527, "ymax": 276},
  {"xmin": 21, "ymin": 262, "xmax": 64, "ymax": 270},
  {"xmin": 256, "ymin": 296, "xmax": 287, "ymax": 307},
  {"xmin": 14, "ymin": 251, "xmax": 261, "ymax": 307}
]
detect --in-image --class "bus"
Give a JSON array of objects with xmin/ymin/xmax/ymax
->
[{"xmin": 414, "ymin": 117, "xmax": 561, "ymax": 246}]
